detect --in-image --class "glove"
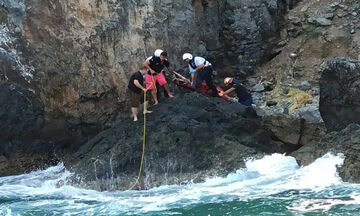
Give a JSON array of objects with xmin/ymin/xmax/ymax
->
[
  {"xmin": 230, "ymin": 98, "xmax": 238, "ymax": 102},
  {"xmin": 189, "ymin": 69, "xmax": 196, "ymax": 74}
]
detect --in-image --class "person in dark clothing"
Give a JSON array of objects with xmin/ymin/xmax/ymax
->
[
  {"xmin": 182, "ymin": 53, "xmax": 218, "ymax": 97},
  {"xmin": 143, "ymin": 49, "xmax": 174, "ymax": 105},
  {"xmin": 128, "ymin": 66, "xmax": 152, "ymax": 121},
  {"xmin": 222, "ymin": 77, "xmax": 253, "ymax": 106}
]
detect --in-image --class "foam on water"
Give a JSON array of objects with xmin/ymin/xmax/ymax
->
[{"xmin": 0, "ymin": 153, "xmax": 359, "ymax": 215}]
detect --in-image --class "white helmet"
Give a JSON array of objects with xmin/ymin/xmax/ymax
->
[
  {"xmin": 182, "ymin": 53, "xmax": 193, "ymax": 61},
  {"xmin": 154, "ymin": 49, "xmax": 164, "ymax": 57}
]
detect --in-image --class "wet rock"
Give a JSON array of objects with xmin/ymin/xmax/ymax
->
[
  {"xmin": 293, "ymin": 124, "xmax": 360, "ymax": 183},
  {"xmin": 264, "ymin": 113, "xmax": 325, "ymax": 151},
  {"xmin": 319, "ymin": 58, "xmax": 360, "ymax": 131},
  {"xmin": 70, "ymin": 92, "xmax": 282, "ymax": 190},
  {"xmin": 0, "ymin": 82, "xmax": 43, "ymax": 147},
  {"xmin": 0, "ymin": 0, "xmax": 296, "ymax": 158},
  {"xmin": 264, "ymin": 114, "xmax": 301, "ymax": 146}
]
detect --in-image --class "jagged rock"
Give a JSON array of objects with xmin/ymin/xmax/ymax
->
[
  {"xmin": 264, "ymin": 114, "xmax": 301, "ymax": 146},
  {"xmin": 308, "ymin": 17, "xmax": 332, "ymax": 26},
  {"xmin": 266, "ymin": 100, "xmax": 278, "ymax": 106},
  {"xmin": 0, "ymin": 0, "xmax": 301, "ymax": 178},
  {"xmin": 319, "ymin": 58, "xmax": 360, "ymax": 131},
  {"xmin": 292, "ymin": 81, "xmax": 311, "ymax": 91},
  {"xmin": 330, "ymin": 2, "xmax": 339, "ymax": 8},
  {"xmin": 288, "ymin": 16, "xmax": 302, "ymax": 26},
  {"xmin": 264, "ymin": 114, "xmax": 325, "ymax": 150},
  {"xmin": 323, "ymin": 13, "xmax": 335, "ymax": 20},
  {"xmin": 293, "ymin": 105, "xmax": 323, "ymax": 124},
  {"xmin": 252, "ymin": 83, "xmax": 265, "ymax": 92},
  {"xmin": 69, "ymin": 92, "xmax": 282, "ymax": 190},
  {"xmin": 292, "ymin": 123, "xmax": 360, "ymax": 183},
  {"xmin": 0, "ymin": 82, "xmax": 57, "ymax": 176},
  {"xmin": 0, "ymin": 82, "xmax": 43, "ymax": 144},
  {"xmin": 0, "ymin": 0, "xmax": 296, "ymax": 168},
  {"xmin": 263, "ymin": 81, "xmax": 275, "ymax": 91}
]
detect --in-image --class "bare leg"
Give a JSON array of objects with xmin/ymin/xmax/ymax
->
[
  {"xmin": 151, "ymin": 89, "xmax": 158, "ymax": 105},
  {"xmin": 131, "ymin": 107, "xmax": 138, "ymax": 121},
  {"xmin": 163, "ymin": 84, "xmax": 174, "ymax": 98},
  {"xmin": 143, "ymin": 101, "xmax": 153, "ymax": 114}
]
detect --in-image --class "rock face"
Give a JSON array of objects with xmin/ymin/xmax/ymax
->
[
  {"xmin": 293, "ymin": 123, "xmax": 360, "ymax": 183},
  {"xmin": 0, "ymin": 0, "xmax": 296, "ymax": 175},
  {"xmin": 320, "ymin": 58, "xmax": 360, "ymax": 131},
  {"xmin": 70, "ymin": 92, "xmax": 281, "ymax": 190},
  {"xmin": 293, "ymin": 57, "xmax": 360, "ymax": 184},
  {"xmin": 0, "ymin": 82, "xmax": 57, "ymax": 176},
  {"xmin": 264, "ymin": 114, "xmax": 325, "ymax": 151}
]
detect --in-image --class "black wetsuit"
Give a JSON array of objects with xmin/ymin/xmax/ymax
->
[{"xmin": 230, "ymin": 80, "xmax": 253, "ymax": 106}]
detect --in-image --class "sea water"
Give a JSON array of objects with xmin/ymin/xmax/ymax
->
[{"xmin": 1, "ymin": 153, "xmax": 360, "ymax": 216}]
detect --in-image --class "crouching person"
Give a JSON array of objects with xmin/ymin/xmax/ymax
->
[
  {"xmin": 128, "ymin": 66, "xmax": 153, "ymax": 121},
  {"xmin": 223, "ymin": 77, "xmax": 253, "ymax": 106}
]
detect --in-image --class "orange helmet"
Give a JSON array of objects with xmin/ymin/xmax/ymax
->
[{"xmin": 224, "ymin": 77, "xmax": 233, "ymax": 86}]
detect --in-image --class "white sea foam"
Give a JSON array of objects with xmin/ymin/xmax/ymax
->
[{"xmin": 0, "ymin": 153, "xmax": 357, "ymax": 215}]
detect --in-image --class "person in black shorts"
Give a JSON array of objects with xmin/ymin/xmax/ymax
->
[{"xmin": 128, "ymin": 66, "xmax": 153, "ymax": 121}]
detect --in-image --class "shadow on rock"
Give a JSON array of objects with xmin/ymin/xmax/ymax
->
[{"xmin": 69, "ymin": 92, "xmax": 283, "ymax": 191}]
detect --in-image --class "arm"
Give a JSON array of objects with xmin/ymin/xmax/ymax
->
[
  {"xmin": 188, "ymin": 65, "xmax": 196, "ymax": 84},
  {"xmin": 190, "ymin": 73, "xmax": 195, "ymax": 83},
  {"xmin": 189, "ymin": 64, "xmax": 204, "ymax": 84},
  {"xmin": 134, "ymin": 80, "xmax": 147, "ymax": 91},
  {"xmin": 143, "ymin": 60, "xmax": 155, "ymax": 74},
  {"xmin": 195, "ymin": 63, "xmax": 205, "ymax": 72},
  {"xmin": 222, "ymin": 87, "xmax": 235, "ymax": 95}
]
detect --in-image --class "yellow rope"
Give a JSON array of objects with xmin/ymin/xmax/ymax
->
[{"xmin": 128, "ymin": 90, "xmax": 147, "ymax": 190}]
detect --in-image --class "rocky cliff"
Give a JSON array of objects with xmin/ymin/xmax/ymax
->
[
  {"xmin": 293, "ymin": 123, "xmax": 360, "ymax": 183},
  {"xmin": 70, "ymin": 92, "xmax": 282, "ymax": 191},
  {"xmin": 0, "ymin": 0, "xmax": 296, "ymax": 176},
  {"xmin": 320, "ymin": 58, "xmax": 360, "ymax": 131},
  {"xmin": 3, "ymin": 0, "xmax": 360, "ymax": 189}
]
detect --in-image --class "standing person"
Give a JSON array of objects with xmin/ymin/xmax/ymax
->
[
  {"xmin": 128, "ymin": 66, "xmax": 153, "ymax": 121},
  {"xmin": 143, "ymin": 49, "xmax": 174, "ymax": 105},
  {"xmin": 182, "ymin": 53, "xmax": 218, "ymax": 97},
  {"xmin": 222, "ymin": 77, "xmax": 253, "ymax": 106}
]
